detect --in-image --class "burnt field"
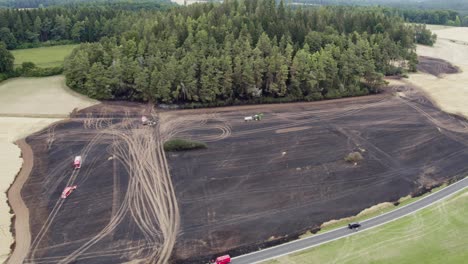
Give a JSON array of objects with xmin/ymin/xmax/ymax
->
[
  {"xmin": 15, "ymin": 86, "xmax": 468, "ymax": 263},
  {"xmin": 417, "ymin": 56, "xmax": 459, "ymax": 77}
]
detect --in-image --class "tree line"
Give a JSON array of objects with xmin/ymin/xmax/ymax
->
[
  {"xmin": 399, "ymin": 9, "xmax": 468, "ymax": 26},
  {"xmin": 64, "ymin": 0, "xmax": 420, "ymax": 106},
  {"xmin": 291, "ymin": 1, "xmax": 468, "ymax": 26},
  {"xmin": 0, "ymin": 0, "xmax": 173, "ymax": 8},
  {"xmin": 412, "ymin": 24, "xmax": 437, "ymax": 46},
  {"xmin": 0, "ymin": 1, "xmax": 449, "ymax": 51},
  {"xmin": 0, "ymin": 2, "xmax": 170, "ymax": 49},
  {"xmin": 292, "ymin": 0, "xmax": 468, "ymax": 17},
  {"xmin": 0, "ymin": 41, "xmax": 63, "ymax": 82}
]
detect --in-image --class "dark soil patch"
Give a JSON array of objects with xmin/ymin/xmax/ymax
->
[
  {"xmin": 417, "ymin": 56, "xmax": 459, "ymax": 77},
  {"xmin": 16, "ymin": 86, "xmax": 468, "ymax": 263},
  {"xmin": 164, "ymin": 139, "xmax": 207, "ymax": 152}
]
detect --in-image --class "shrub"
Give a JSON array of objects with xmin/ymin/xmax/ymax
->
[
  {"xmin": 164, "ymin": 139, "xmax": 207, "ymax": 152},
  {"xmin": 384, "ymin": 66, "xmax": 403, "ymax": 76},
  {"xmin": 21, "ymin": 61, "xmax": 36, "ymax": 72},
  {"xmin": 305, "ymin": 92, "xmax": 323, "ymax": 101},
  {"xmin": 26, "ymin": 66, "xmax": 63, "ymax": 77},
  {"xmin": 324, "ymin": 90, "xmax": 343, "ymax": 99},
  {"xmin": 15, "ymin": 40, "xmax": 76, "ymax": 50},
  {"xmin": 18, "ymin": 64, "xmax": 63, "ymax": 77},
  {"xmin": 0, "ymin": 63, "xmax": 64, "ymax": 84},
  {"xmin": 345, "ymin": 152, "xmax": 364, "ymax": 163},
  {"xmin": 0, "ymin": 73, "xmax": 8, "ymax": 82}
]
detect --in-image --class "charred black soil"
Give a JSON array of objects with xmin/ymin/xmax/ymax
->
[
  {"xmin": 417, "ymin": 56, "xmax": 459, "ymax": 77},
  {"xmin": 15, "ymin": 85, "xmax": 468, "ymax": 263}
]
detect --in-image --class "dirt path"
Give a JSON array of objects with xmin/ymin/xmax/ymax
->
[{"xmin": 6, "ymin": 139, "xmax": 33, "ymax": 264}]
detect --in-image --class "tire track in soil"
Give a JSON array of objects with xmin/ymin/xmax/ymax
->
[
  {"xmin": 231, "ymin": 97, "xmax": 390, "ymax": 138},
  {"xmin": 32, "ymin": 242, "xmax": 159, "ymax": 263},
  {"xmin": 179, "ymin": 167, "xmax": 416, "ymax": 234},
  {"xmin": 20, "ymin": 93, "xmax": 468, "ymax": 263},
  {"xmin": 56, "ymin": 111, "xmax": 218, "ymax": 264},
  {"xmin": 398, "ymin": 96, "xmax": 468, "ymax": 147},
  {"xmin": 28, "ymin": 131, "xmax": 106, "ymax": 262},
  {"xmin": 26, "ymin": 113, "xmax": 128, "ymax": 263}
]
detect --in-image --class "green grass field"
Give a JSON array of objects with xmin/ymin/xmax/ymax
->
[
  {"xmin": 11, "ymin": 44, "xmax": 78, "ymax": 68},
  {"xmin": 265, "ymin": 189, "xmax": 468, "ymax": 264}
]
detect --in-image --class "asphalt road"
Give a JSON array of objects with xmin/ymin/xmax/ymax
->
[{"xmin": 231, "ymin": 177, "xmax": 468, "ymax": 264}]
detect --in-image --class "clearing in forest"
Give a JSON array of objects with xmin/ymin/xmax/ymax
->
[{"xmin": 11, "ymin": 44, "xmax": 77, "ymax": 68}]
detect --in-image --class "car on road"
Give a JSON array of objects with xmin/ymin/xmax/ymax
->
[
  {"xmin": 348, "ymin": 222, "xmax": 361, "ymax": 230},
  {"xmin": 61, "ymin": 186, "xmax": 77, "ymax": 199}
]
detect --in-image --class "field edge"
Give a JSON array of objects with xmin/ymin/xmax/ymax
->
[{"xmin": 6, "ymin": 139, "xmax": 33, "ymax": 264}]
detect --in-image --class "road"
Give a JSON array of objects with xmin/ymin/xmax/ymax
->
[{"xmin": 231, "ymin": 176, "xmax": 468, "ymax": 264}]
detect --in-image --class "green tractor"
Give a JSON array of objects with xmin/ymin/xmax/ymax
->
[
  {"xmin": 253, "ymin": 113, "xmax": 264, "ymax": 121},
  {"xmin": 244, "ymin": 113, "xmax": 264, "ymax": 121}
]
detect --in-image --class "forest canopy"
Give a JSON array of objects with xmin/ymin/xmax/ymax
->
[
  {"xmin": 0, "ymin": 0, "xmax": 173, "ymax": 8},
  {"xmin": 64, "ymin": 0, "xmax": 421, "ymax": 106},
  {"xmin": 292, "ymin": 0, "xmax": 468, "ymax": 16},
  {"xmin": 0, "ymin": 2, "xmax": 173, "ymax": 49},
  {"xmin": 293, "ymin": 0, "xmax": 468, "ymax": 25}
]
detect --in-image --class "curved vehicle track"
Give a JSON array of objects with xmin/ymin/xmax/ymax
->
[
  {"xmin": 10, "ymin": 87, "xmax": 468, "ymax": 263},
  {"xmin": 13, "ymin": 106, "xmax": 235, "ymax": 264}
]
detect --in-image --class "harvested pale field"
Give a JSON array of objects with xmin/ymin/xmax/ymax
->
[
  {"xmin": 426, "ymin": 25, "xmax": 468, "ymax": 43},
  {"xmin": 425, "ymin": 25, "xmax": 454, "ymax": 31},
  {"xmin": 0, "ymin": 76, "xmax": 97, "ymax": 117},
  {"xmin": 406, "ymin": 26, "xmax": 468, "ymax": 118},
  {"xmin": 0, "ymin": 77, "xmax": 98, "ymax": 263},
  {"xmin": 0, "ymin": 118, "xmax": 60, "ymax": 262}
]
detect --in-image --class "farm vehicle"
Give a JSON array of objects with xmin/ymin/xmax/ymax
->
[
  {"xmin": 142, "ymin": 116, "xmax": 156, "ymax": 126},
  {"xmin": 211, "ymin": 255, "xmax": 231, "ymax": 264},
  {"xmin": 244, "ymin": 113, "xmax": 263, "ymax": 121},
  {"xmin": 73, "ymin": 156, "xmax": 82, "ymax": 169},
  {"xmin": 63, "ymin": 156, "xmax": 82, "ymax": 199}
]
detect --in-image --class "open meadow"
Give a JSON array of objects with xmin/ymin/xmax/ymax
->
[
  {"xmin": 11, "ymin": 45, "xmax": 77, "ymax": 68},
  {"xmin": 264, "ymin": 189, "xmax": 468, "ymax": 264}
]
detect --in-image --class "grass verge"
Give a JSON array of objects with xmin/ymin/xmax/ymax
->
[
  {"xmin": 266, "ymin": 188, "xmax": 468, "ymax": 264},
  {"xmin": 11, "ymin": 44, "xmax": 78, "ymax": 68},
  {"xmin": 164, "ymin": 139, "xmax": 207, "ymax": 152},
  {"xmin": 300, "ymin": 184, "xmax": 448, "ymax": 237}
]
